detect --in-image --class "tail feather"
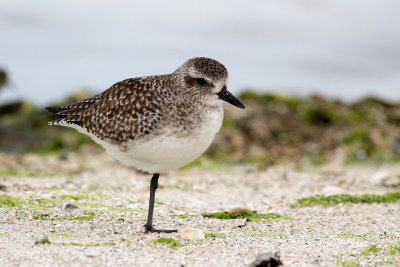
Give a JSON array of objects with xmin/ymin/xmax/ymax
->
[
  {"xmin": 45, "ymin": 95, "xmax": 99, "ymax": 127},
  {"xmin": 45, "ymin": 106, "xmax": 68, "ymax": 114},
  {"xmin": 48, "ymin": 118, "xmax": 82, "ymax": 126},
  {"xmin": 45, "ymin": 106, "xmax": 82, "ymax": 126}
]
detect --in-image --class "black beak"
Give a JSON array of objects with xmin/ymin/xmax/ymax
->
[{"xmin": 217, "ymin": 87, "xmax": 245, "ymax": 109}]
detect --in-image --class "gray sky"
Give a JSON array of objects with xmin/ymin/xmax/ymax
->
[{"xmin": 1, "ymin": 0, "xmax": 400, "ymax": 104}]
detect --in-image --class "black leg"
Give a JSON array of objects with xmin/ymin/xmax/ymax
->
[{"xmin": 143, "ymin": 173, "xmax": 177, "ymax": 233}]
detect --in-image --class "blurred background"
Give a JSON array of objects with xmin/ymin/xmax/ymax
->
[{"xmin": 1, "ymin": 0, "xmax": 400, "ymax": 168}]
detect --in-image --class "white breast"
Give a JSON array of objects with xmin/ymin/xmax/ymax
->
[{"xmin": 85, "ymin": 107, "xmax": 224, "ymax": 173}]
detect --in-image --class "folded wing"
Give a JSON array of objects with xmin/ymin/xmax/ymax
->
[{"xmin": 46, "ymin": 78, "xmax": 165, "ymax": 144}]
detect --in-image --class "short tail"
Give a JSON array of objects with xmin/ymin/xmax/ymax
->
[
  {"xmin": 45, "ymin": 94, "xmax": 99, "ymax": 126},
  {"xmin": 45, "ymin": 106, "xmax": 82, "ymax": 126}
]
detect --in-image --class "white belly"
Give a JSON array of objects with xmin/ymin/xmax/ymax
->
[{"xmin": 83, "ymin": 108, "xmax": 223, "ymax": 173}]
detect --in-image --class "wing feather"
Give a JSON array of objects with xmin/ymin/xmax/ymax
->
[{"xmin": 46, "ymin": 77, "xmax": 167, "ymax": 144}]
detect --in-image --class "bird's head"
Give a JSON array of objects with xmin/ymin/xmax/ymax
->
[{"xmin": 174, "ymin": 57, "xmax": 245, "ymax": 109}]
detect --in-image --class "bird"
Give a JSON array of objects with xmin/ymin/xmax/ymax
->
[{"xmin": 46, "ymin": 57, "xmax": 245, "ymax": 233}]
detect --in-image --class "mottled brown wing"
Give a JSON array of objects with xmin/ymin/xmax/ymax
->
[{"xmin": 47, "ymin": 78, "xmax": 166, "ymax": 144}]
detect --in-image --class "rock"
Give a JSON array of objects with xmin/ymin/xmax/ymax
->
[
  {"xmin": 249, "ymin": 252, "xmax": 283, "ymax": 267},
  {"xmin": 370, "ymin": 171, "xmax": 400, "ymax": 187},
  {"xmin": 63, "ymin": 202, "xmax": 82, "ymax": 214},
  {"xmin": 370, "ymin": 171, "xmax": 390, "ymax": 185},
  {"xmin": 34, "ymin": 236, "xmax": 51, "ymax": 245},
  {"xmin": 382, "ymin": 177, "xmax": 400, "ymax": 187},
  {"xmin": 180, "ymin": 227, "xmax": 205, "ymax": 240},
  {"xmin": 228, "ymin": 207, "xmax": 252, "ymax": 216}
]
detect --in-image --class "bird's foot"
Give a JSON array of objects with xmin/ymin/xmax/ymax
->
[{"xmin": 143, "ymin": 224, "xmax": 178, "ymax": 234}]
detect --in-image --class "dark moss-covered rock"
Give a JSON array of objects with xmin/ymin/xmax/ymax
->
[{"xmin": 1, "ymin": 90, "xmax": 400, "ymax": 165}]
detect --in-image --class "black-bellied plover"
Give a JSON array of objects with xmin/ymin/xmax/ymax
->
[{"xmin": 46, "ymin": 57, "xmax": 245, "ymax": 233}]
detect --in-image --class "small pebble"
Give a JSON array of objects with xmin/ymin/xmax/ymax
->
[
  {"xmin": 85, "ymin": 252, "xmax": 99, "ymax": 258},
  {"xmin": 352, "ymin": 226, "xmax": 370, "ymax": 236},
  {"xmin": 321, "ymin": 185, "xmax": 343, "ymax": 195},
  {"xmin": 63, "ymin": 202, "xmax": 82, "ymax": 214},
  {"xmin": 180, "ymin": 227, "xmax": 205, "ymax": 240},
  {"xmin": 249, "ymin": 252, "xmax": 283, "ymax": 267},
  {"xmin": 98, "ymin": 207, "xmax": 109, "ymax": 213},
  {"xmin": 236, "ymin": 219, "xmax": 249, "ymax": 228}
]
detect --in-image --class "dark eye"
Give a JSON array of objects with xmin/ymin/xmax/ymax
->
[{"xmin": 195, "ymin": 78, "xmax": 207, "ymax": 86}]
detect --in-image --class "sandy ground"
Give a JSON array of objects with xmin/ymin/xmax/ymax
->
[{"xmin": 0, "ymin": 152, "xmax": 400, "ymax": 267}]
